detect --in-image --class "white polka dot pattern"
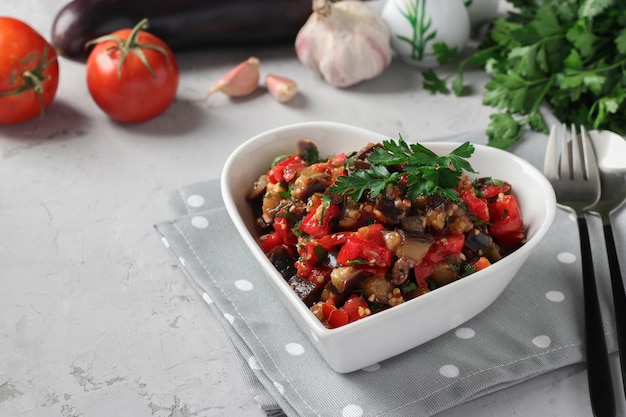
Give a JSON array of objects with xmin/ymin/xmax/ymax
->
[
  {"xmin": 234, "ymin": 280, "xmax": 254, "ymax": 291},
  {"xmin": 248, "ymin": 356, "xmax": 262, "ymax": 370},
  {"xmin": 455, "ymin": 327, "xmax": 476, "ymax": 339},
  {"xmin": 191, "ymin": 215, "xmax": 209, "ymax": 229},
  {"xmin": 532, "ymin": 335, "xmax": 552, "ymax": 348},
  {"xmin": 545, "ymin": 291, "xmax": 565, "ymax": 302},
  {"xmin": 285, "ymin": 343, "xmax": 305, "ymax": 356},
  {"xmin": 224, "ymin": 313, "xmax": 235, "ymax": 325},
  {"xmin": 557, "ymin": 251, "xmax": 576, "ymax": 264},
  {"xmin": 342, "ymin": 404, "xmax": 364, "ymax": 417},
  {"xmin": 439, "ymin": 364, "xmax": 460, "ymax": 378},
  {"xmin": 186, "ymin": 194, "xmax": 205, "ymax": 208}
]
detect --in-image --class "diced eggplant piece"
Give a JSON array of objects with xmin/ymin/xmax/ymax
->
[
  {"xmin": 354, "ymin": 143, "xmax": 380, "ymax": 160},
  {"xmin": 320, "ymin": 281, "xmax": 349, "ymax": 305},
  {"xmin": 402, "ymin": 286, "xmax": 430, "ymax": 300},
  {"xmin": 330, "ymin": 266, "xmax": 365, "ymax": 293},
  {"xmin": 288, "ymin": 275, "xmax": 324, "ymax": 307},
  {"xmin": 290, "ymin": 166, "xmax": 332, "ymax": 201},
  {"xmin": 374, "ymin": 197, "xmax": 403, "ymax": 224},
  {"xmin": 464, "ymin": 228, "xmax": 491, "ymax": 255},
  {"xmin": 390, "ymin": 256, "xmax": 411, "ymax": 286},
  {"xmin": 338, "ymin": 199, "xmax": 361, "ymax": 229},
  {"xmin": 267, "ymin": 246, "xmax": 296, "ymax": 280},
  {"xmin": 426, "ymin": 194, "xmax": 446, "ymax": 210},
  {"xmin": 360, "ymin": 275, "xmax": 395, "ymax": 304},
  {"xmin": 381, "ymin": 230, "xmax": 402, "ymax": 253},
  {"xmin": 297, "ymin": 139, "xmax": 319, "ymax": 164},
  {"xmin": 396, "ymin": 232, "xmax": 433, "ymax": 265},
  {"xmin": 399, "ymin": 215, "xmax": 425, "ymax": 234},
  {"xmin": 430, "ymin": 261, "xmax": 459, "ymax": 286},
  {"xmin": 373, "ymin": 197, "xmax": 411, "ymax": 224},
  {"xmin": 246, "ymin": 174, "xmax": 269, "ymax": 201}
]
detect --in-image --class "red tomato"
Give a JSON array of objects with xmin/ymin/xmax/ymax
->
[
  {"xmin": 424, "ymin": 234, "xmax": 466, "ymax": 264},
  {"xmin": 298, "ymin": 203, "xmax": 341, "ymax": 238},
  {"xmin": 267, "ymin": 154, "xmax": 304, "ymax": 183},
  {"xmin": 414, "ymin": 262, "xmax": 435, "ymax": 289},
  {"xmin": 341, "ymin": 295, "xmax": 370, "ymax": 322},
  {"xmin": 488, "ymin": 194, "xmax": 524, "ymax": 238},
  {"xmin": 337, "ymin": 236, "xmax": 392, "ymax": 268},
  {"xmin": 355, "ymin": 223, "xmax": 387, "ymax": 247},
  {"xmin": 0, "ymin": 17, "xmax": 59, "ymax": 125},
  {"xmin": 85, "ymin": 19, "xmax": 178, "ymax": 123},
  {"xmin": 461, "ymin": 190, "xmax": 489, "ymax": 223},
  {"xmin": 318, "ymin": 231, "xmax": 351, "ymax": 251}
]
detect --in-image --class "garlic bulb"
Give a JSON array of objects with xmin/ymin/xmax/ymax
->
[{"xmin": 295, "ymin": 0, "xmax": 393, "ymax": 88}]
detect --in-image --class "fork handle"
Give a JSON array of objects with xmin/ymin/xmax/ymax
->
[
  {"xmin": 578, "ymin": 216, "xmax": 616, "ymax": 417},
  {"xmin": 603, "ymin": 221, "xmax": 626, "ymax": 395}
]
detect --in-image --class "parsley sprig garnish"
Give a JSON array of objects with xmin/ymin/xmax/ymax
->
[
  {"xmin": 330, "ymin": 138, "xmax": 476, "ymax": 201},
  {"xmin": 422, "ymin": 1, "xmax": 626, "ymax": 149}
]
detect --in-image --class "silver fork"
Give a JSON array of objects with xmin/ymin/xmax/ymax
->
[{"xmin": 544, "ymin": 124, "xmax": 615, "ymax": 417}]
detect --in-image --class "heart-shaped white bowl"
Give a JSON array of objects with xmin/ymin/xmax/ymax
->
[{"xmin": 221, "ymin": 121, "xmax": 556, "ymax": 373}]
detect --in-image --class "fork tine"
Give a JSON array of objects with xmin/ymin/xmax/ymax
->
[
  {"xmin": 544, "ymin": 124, "xmax": 559, "ymax": 179},
  {"xmin": 580, "ymin": 125, "xmax": 600, "ymax": 185},
  {"xmin": 560, "ymin": 124, "xmax": 571, "ymax": 180},
  {"xmin": 571, "ymin": 124, "xmax": 584, "ymax": 181}
]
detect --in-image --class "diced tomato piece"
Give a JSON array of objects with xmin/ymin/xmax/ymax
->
[
  {"xmin": 489, "ymin": 194, "xmax": 523, "ymax": 238},
  {"xmin": 273, "ymin": 216, "xmax": 297, "ymax": 247},
  {"xmin": 295, "ymin": 260, "xmax": 313, "ymax": 278},
  {"xmin": 472, "ymin": 256, "xmax": 491, "ymax": 272},
  {"xmin": 355, "ymin": 223, "xmax": 387, "ymax": 247},
  {"xmin": 298, "ymin": 241, "xmax": 327, "ymax": 265},
  {"xmin": 318, "ymin": 231, "xmax": 351, "ymax": 251},
  {"xmin": 298, "ymin": 203, "xmax": 341, "ymax": 238},
  {"xmin": 425, "ymin": 234, "xmax": 466, "ymax": 264},
  {"xmin": 414, "ymin": 262, "xmax": 434, "ymax": 289},
  {"xmin": 260, "ymin": 232, "xmax": 282, "ymax": 253},
  {"xmin": 308, "ymin": 266, "xmax": 332, "ymax": 287},
  {"xmin": 267, "ymin": 154, "xmax": 304, "ymax": 183},
  {"xmin": 480, "ymin": 183, "xmax": 510, "ymax": 199},
  {"xmin": 341, "ymin": 295, "xmax": 370, "ymax": 322},
  {"xmin": 321, "ymin": 300, "xmax": 349, "ymax": 328},
  {"xmin": 330, "ymin": 153, "xmax": 346, "ymax": 164},
  {"xmin": 461, "ymin": 190, "xmax": 489, "ymax": 223},
  {"xmin": 337, "ymin": 236, "xmax": 392, "ymax": 268},
  {"xmin": 495, "ymin": 230, "xmax": 526, "ymax": 247}
]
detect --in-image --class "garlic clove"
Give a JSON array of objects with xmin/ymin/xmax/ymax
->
[
  {"xmin": 265, "ymin": 74, "xmax": 298, "ymax": 103},
  {"xmin": 204, "ymin": 57, "xmax": 260, "ymax": 100},
  {"xmin": 295, "ymin": 0, "xmax": 392, "ymax": 88}
]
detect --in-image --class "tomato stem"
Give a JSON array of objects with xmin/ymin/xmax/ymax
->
[
  {"xmin": 85, "ymin": 18, "xmax": 173, "ymax": 79},
  {"xmin": 0, "ymin": 44, "xmax": 57, "ymax": 117}
]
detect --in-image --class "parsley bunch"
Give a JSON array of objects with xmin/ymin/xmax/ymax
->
[
  {"xmin": 330, "ymin": 138, "xmax": 476, "ymax": 201},
  {"xmin": 423, "ymin": 0, "xmax": 626, "ymax": 149}
]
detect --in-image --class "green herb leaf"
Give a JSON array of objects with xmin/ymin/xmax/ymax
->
[
  {"xmin": 420, "ymin": 1, "xmax": 626, "ymax": 148},
  {"xmin": 330, "ymin": 138, "xmax": 476, "ymax": 201}
]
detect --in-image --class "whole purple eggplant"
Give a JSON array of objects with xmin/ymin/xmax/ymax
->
[{"xmin": 51, "ymin": 0, "xmax": 312, "ymax": 61}]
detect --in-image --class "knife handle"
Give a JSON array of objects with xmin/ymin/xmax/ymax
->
[
  {"xmin": 578, "ymin": 217, "xmax": 616, "ymax": 417},
  {"xmin": 604, "ymin": 222, "xmax": 626, "ymax": 397}
]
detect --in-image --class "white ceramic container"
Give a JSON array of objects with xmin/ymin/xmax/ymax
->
[
  {"xmin": 381, "ymin": 0, "xmax": 471, "ymax": 67},
  {"xmin": 221, "ymin": 121, "xmax": 557, "ymax": 373}
]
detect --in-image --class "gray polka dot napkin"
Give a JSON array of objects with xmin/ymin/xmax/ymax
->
[{"xmin": 154, "ymin": 129, "xmax": 623, "ymax": 417}]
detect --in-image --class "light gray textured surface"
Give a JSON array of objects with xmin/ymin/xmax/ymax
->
[{"xmin": 1, "ymin": 1, "xmax": 624, "ymax": 416}]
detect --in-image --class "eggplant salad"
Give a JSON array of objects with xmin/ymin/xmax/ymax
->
[{"xmin": 247, "ymin": 138, "xmax": 527, "ymax": 328}]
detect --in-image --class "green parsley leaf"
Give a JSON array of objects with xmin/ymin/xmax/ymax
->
[
  {"xmin": 330, "ymin": 138, "xmax": 476, "ymax": 201},
  {"xmin": 419, "ymin": 1, "xmax": 626, "ymax": 148}
]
